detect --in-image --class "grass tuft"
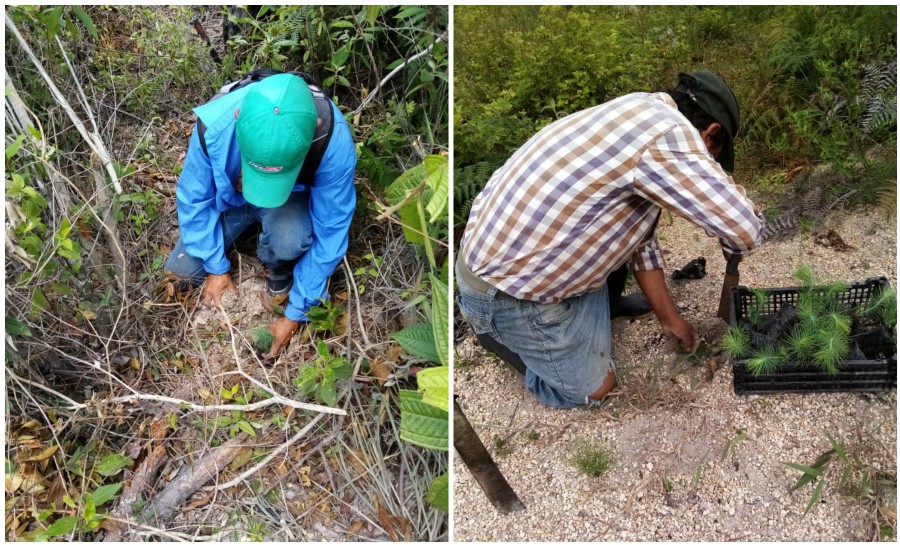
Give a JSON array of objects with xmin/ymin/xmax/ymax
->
[{"xmin": 570, "ymin": 439, "xmax": 615, "ymax": 477}]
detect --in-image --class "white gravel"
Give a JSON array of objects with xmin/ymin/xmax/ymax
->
[{"xmin": 452, "ymin": 209, "xmax": 897, "ymax": 541}]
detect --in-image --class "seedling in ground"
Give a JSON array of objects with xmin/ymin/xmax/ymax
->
[
  {"xmin": 251, "ymin": 326, "xmax": 273, "ymax": 352},
  {"xmin": 570, "ymin": 439, "xmax": 614, "ymax": 477}
]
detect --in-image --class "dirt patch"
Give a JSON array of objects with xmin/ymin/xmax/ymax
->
[{"xmin": 453, "ymin": 209, "xmax": 897, "ymax": 541}]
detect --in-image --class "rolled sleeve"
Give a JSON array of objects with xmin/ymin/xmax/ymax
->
[{"xmin": 634, "ymin": 123, "xmax": 763, "ymax": 257}]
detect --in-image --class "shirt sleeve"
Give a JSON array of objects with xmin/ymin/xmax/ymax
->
[
  {"xmin": 630, "ymin": 212, "xmax": 665, "ymax": 272},
  {"xmin": 284, "ymin": 121, "xmax": 357, "ymax": 322},
  {"xmin": 633, "ymin": 123, "xmax": 764, "ymax": 258},
  {"xmin": 175, "ymin": 124, "xmax": 230, "ymax": 275}
]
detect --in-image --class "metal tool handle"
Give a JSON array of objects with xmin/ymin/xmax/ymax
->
[{"xmin": 717, "ymin": 253, "xmax": 741, "ymax": 322}]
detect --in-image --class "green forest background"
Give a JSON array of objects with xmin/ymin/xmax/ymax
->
[{"xmin": 454, "ymin": 5, "xmax": 897, "ymax": 233}]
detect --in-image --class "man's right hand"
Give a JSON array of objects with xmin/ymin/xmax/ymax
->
[
  {"xmin": 661, "ymin": 317, "xmax": 700, "ymax": 354},
  {"xmin": 203, "ymin": 272, "xmax": 238, "ymax": 308}
]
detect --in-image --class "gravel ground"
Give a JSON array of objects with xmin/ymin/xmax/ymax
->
[{"xmin": 452, "ymin": 209, "xmax": 897, "ymax": 541}]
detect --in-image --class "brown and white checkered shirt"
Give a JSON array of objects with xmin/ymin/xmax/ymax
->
[{"xmin": 460, "ymin": 92, "xmax": 764, "ymax": 303}]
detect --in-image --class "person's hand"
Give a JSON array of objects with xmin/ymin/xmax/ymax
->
[
  {"xmin": 661, "ymin": 317, "xmax": 700, "ymax": 354},
  {"xmin": 203, "ymin": 273, "xmax": 238, "ymax": 308},
  {"xmin": 267, "ymin": 316, "xmax": 300, "ymax": 359}
]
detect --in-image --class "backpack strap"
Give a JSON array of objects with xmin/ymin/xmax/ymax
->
[{"xmin": 196, "ymin": 69, "xmax": 334, "ymax": 187}]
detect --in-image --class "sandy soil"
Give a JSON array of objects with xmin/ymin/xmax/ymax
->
[{"xmin": 452, "ymin": 209, "xmax": 897, "ymax": 541}]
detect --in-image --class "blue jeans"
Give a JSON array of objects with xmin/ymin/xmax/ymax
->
[
  {"xmin": 165, "ymin": 191, "xmax": 312, "ymax": 288},
  {"xmin": 456, "ymin": 265, "xmax": 613, "ymax": 409}
]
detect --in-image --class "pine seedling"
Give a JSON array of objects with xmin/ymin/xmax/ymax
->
[
  {"xmin": 748, "ymin": 288, "xmax": 769, "ymax": 326},
  {"xmin": 813, "ymin": 331, "xmax": 849, "ymax": 375},
  {"xmin": 863, "ymin": 286, "xmax": 897, "ymax": 329},
  {"xmin": 785, "ymin": 326, "xmax": 817, "ymax": 362},
  {"xmin": 793, "ymin": 264, "xmax": 816, "ymax": 291},
  {"xmin": 745, "ymin": 344, "xmax": 785, "ymax": 376},
  {"xmin": 251, "ymin": 326, "xmax": 274, "ymax": 352},
  {"xmin": 797, "ymin": 296, "xmax": 822, "ymax": 332},
  {"xmin": 823, "ymin": 311, "xmax": 852, "ymax": 336},
  {"xmin": 722, "ymin": 325, "xmax": 751, "ymax": 359}
]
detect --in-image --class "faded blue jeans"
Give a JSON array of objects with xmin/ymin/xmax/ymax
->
[
  {"xmin": 165, "ymin": 191, "xmax": 312, "ymax": 291},
  {"xmin": 456, "ymin": 264, "xmax": 613, "ymax": 409}
]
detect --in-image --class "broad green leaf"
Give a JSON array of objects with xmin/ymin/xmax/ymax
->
[
  {"xmin": 271, "ymin": 39, "xmax": 298, "ymax": 48},
  {"xmin": 331, "ymin": 45, "xmax": 350, "ymax": 68},
  {"xmin": 70, "ymin": 6, "xmax": 97, "ymax": 38},
  {"xmin": 29, "ymin": 289, "xmax": 48, "ymax": 318},
  {"xmin": 5, "ymin": 316, "xmax": 31, "ymax": 337},
  {"xmin": 51, "ymin": 283, "xmax": 73, "ymax": 296},
  {"xmin": 398, "ymin": 390, "xmax": 448, "ymax": 451},
  {"xmin": 6, "ymin": 134, "xmax": 26, "ymax": 159},
  {"xmin": 392, "ymin": 323, "xmax": 439, "ymax": 363},
  {"xmin": 84, "ymin": 497, "xmax": 96, "ymax": 523},
  {"xmin": 90, "ymin": 483, "xmax": 122, "ymax": 507},
  {"xmin": 94, "ymin": 454, "xmax": 133, "ymax": 476},
  {"xmin": 429, "ymin": 273, "xmax": 449, "ymax": 366},
  {"xmin": 365, "ymin": 5, "xmax": 380, "ymax": 25},
  {"xmin": 426, "ymin": 472, "xmax": 449, "ymax": 512},
  {"xmin": 329, "ymin": 20, "xmax": 354, "ymax": 29},
  {"xmin": 423, "ymin": 155, "xmax": 448, "ymax": 226},
  {"xmin": 43, "ymin": 515, "xmax": 78, "ymax": 537},
  {"xmin": 386, "ymin": 163, "xmax": 426, "ymax": 206},
  {"xmin": 385, "ymin": 163, "xmax": 428, "ymax": 243},
  {"xmin": 804, "ymin": 479, "xmax": 825, "ymax": 516},
  {"xmin": 416, "ymin": 366, "xmax": 449, "ymax": 412},
  {"xmin": 236, "ymin": 420, "xmax": 256, "ymax": 437}
]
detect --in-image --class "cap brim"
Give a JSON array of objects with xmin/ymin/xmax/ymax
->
[{"xmin": 240, "ymin": 156, "xmax": 303, "ymax": 208}]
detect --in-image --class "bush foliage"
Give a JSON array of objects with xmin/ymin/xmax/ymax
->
[{"xmin": 454, "ymin": 6, "xmax": 897, "ymax": 229}]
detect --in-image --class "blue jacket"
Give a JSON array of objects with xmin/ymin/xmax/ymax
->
[{"xmin": 176, "ymin": 83, "xmax": 357, "ymax": 322}]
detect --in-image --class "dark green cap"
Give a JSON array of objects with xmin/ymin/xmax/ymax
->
[{"xmin": 676, "ymin": 70, "xmax": 740, "ymax": 172}]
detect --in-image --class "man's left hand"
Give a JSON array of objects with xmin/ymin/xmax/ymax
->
[{"xmin": 267, "ymin": 316, "xmax": 300, "ymax": 358}]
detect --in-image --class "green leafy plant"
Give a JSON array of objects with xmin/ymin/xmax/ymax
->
[
  {"xmin": 33, "ymin": 482, "xmax": 123, "ymax": 540},
  {"xmin": 293, "ymin": 340, "xmax": 352, "ymax": 407},
  {"xmin": 785, "ymin": 432, "xmax": 897, "ymax": 520},
  {"xmin": 570, "ymin": 439, "xmax": 615, "ymax": 478},
  {"xmin": 305, "ymin": 298, "xmax": 344, "ymax": 334}
]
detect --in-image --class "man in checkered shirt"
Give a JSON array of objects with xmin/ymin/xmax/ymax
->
[{"xmin": 457, "ymin": 70, "xmax": 764, "ymax": 409}]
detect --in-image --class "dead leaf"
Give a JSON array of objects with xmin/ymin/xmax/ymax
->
[
  {"xmin": 348, "ymin": 519, "xmax": 365, "ymax": 535},
  {"xmin": 371, "ymin": 357, "xmax": 392, "ymax": 386},
  {"xmin": 299, "ymin": 466, "xmax": 312, "ymax": 487},
  {"xmin": 229, "ymin": 447, "xmax": 253, "ymax": 472},
  {"xmin": 185, "ymin": 494, "xmax": 212, "ymax": 510},
  {"xmin": 197, "ymin": 389, "xmax": 211, "ymax": 401},
  {"xmin": 21, "ymin": 445, "xmax": 58, "ymax": 463}
]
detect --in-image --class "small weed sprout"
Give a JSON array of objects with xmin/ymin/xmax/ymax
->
[
  {"xmin": 570, "ymin": 439, "xmax": 614, "ymax": 477},
  {"xmin": 251, "ymin": 326, "xmax": 274, "ymax": 352},
  {"xmin": 722, "ymin": 325, "xmax": 750, "ymax": 359}
]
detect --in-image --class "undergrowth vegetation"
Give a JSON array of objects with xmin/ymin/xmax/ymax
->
[
  {"xmin": 5, "ymin": 5, "xmax": 447, "ymax": 541},
  {"xmin": 454, "ymin": 6, "xmax": 897, "ymax": 235}
]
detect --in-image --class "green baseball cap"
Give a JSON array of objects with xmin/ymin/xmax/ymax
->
[
  {"xmin": 236, "ymin": 73, "xmax": 318, "ymax": 208},
  {"xmin": 677, "ymin": 70, "xmax": 740, "ymax": 172}
]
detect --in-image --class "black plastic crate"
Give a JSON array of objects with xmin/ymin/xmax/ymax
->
[{"xmin": 730, "ymin": 277, "xmax": 897, "ymax": 395}]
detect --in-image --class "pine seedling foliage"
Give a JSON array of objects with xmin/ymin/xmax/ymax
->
[
  {"xmin": 722, "ymin": 325, "xmax": 751, "ymax": 359},
  {"xmin": 746, "ymin": 344, "xmax": 786, "ymax": 376}
]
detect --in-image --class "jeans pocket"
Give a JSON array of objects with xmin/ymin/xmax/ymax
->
[{"xmin": 531, "ymin": 298, "xmax": 575, "ymax": 327}]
